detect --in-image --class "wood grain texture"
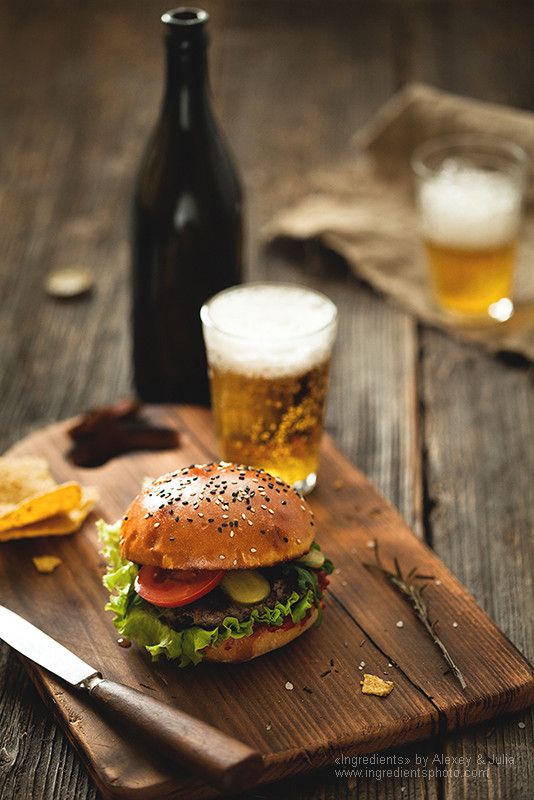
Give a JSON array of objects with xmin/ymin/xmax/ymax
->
[
  {"xmin": 0, "ymin": 1, "xmax": 533, "ymax": 800},
  {"xmin": 2, "ymin": 407, "xmax": 532, "ymax": 799},
  {"xmin": 407, "ymin": 4, "xmax": 534, "ymax": 798}
]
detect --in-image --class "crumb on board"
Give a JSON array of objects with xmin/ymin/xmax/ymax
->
[
  {"xmin": 360, "ymin": 673, "xmax": 395, "ymax": 697},
  {"xmin": 332, "ymin": 479, "xmax": 345, "ymax": 491},
  {"xmin": 396, "ymin": 620, "xmax": 404, "ymax": 628},
  {"xmin": 32, "ymin": 555, "xmax": 62, "ymax": 574},
  {"xmin": 285, "ymin": 681, "xmax": 294, "ymax": 691}
]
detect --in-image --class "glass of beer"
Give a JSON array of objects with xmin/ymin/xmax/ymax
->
[
  {"xmin": 412, "ymin": 135, "xmax": 527, "ymax": 321},
  {"xmin": 201, "ymin": 283, "xmax": 338, "ymax": 494}
]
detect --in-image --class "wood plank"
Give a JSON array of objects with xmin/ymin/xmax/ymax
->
[
  {"xmin": 403, "ymin": 3, "xmax": 534, "ymax": 798},
  {"xmin": 233, "ymin": 5, "xmax": 429, "ymax": 795},
  {"xmin": 421, "ymin": 332, "xmax": 534, "ymax": 798},
  {"xmin": 1, "ymin": 407, "xmax": 532, "ymax": 799}
]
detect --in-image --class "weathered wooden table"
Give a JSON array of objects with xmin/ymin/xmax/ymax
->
[{"xmin": 0, "ymin": 2, "xmax": 532, "ymax": 798}]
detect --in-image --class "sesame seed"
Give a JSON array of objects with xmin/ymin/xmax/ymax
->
[
  {"xmin": 261, "ymin": 505, "xmax": 267, "ymax": 510},
  {"xmin": 219, "ymin": 555, "xmax": 225, "ymax": 560},
  {"xmin": 250, "ymin": 548, "xmax": 257, "ymax": 553},
  {"xmin": 198, "ymin": 512, "xmax": 204, "ymax": 517},
  {"xmin": 396, "ymin": 620, "xmax": 404, "ymax": 628},
  {"xmin": 285, "ymin": 682, "xmax": 293, "ymax": 691},
  {"xmin": 241, "ymin": 513, "xmax": 246, "ymax": 520},
  {"xmin": 268, "ymin": 508, "xmax": 274, "ymax": 515},
  {"xmin": 296, "ymin": 538, "xmax": 302, "ymax": 544},
  {"xmin": 233, "ymin": 559, "xmax": 237, "ymax": 565},
  {"xmin": 222, "ymin": 514, "xmax": 228, "ymax": 519},
  {"xmin": 230, "ymin": 531, "xmax": 235, "ymax": 537},
  {"xmin": 452, "ymin": 621, "xmax": 459, "ymax": 628},
  {"xmin": 248, "ymin": 519, "xmax": 253, "ymax": 526},
  {"xmin": 154, "ymin": 522, "xmax": 160, "ymax": 528}
]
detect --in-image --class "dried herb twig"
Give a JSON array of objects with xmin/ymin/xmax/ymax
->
[{"xmin": 365, "ymin": 540, "xmax": 467, "ymax": 690}]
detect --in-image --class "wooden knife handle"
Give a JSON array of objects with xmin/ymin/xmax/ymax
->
[{"xmin": 88, "ymin": 678, "xmax": 263, "ymax": 792}]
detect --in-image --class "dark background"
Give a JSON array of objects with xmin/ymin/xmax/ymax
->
[{"xmin": 0, "ymin": 2, "xmax": 533, "ymax": 799}]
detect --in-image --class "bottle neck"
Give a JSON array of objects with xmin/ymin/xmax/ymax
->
[{"xmin": 162, "ymin": 39, "xmax": 211, "ymax": 127}]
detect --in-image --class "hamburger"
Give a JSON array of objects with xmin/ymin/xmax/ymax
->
[{"xmin": 98, "ymin": 462, "xmax": 333, "ymax": 666}]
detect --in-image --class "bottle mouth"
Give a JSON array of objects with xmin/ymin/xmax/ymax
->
[{"xmin": 161, "ymin": 7, "xmax": 209, "ymax": 26}]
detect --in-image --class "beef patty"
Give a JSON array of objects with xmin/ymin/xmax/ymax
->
[{"xmin": 155, "ymin": 565, "xmax": 305, "ymax": 631}]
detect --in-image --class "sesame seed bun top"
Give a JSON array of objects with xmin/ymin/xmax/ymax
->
[{"xmin": 120, "ymin": 462, "xmax": 316, "ymax": 570}]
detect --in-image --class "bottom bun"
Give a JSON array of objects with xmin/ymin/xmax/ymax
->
[{"xmin": 203, "ymin": 606, "xmax": 320, "ymax": 663}]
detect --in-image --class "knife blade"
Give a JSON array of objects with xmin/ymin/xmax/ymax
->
[
  {"xmin": 0, "ymin": 605, "xmax": 99, "ymax": 685},
  {"xmin": 0, "ymin": 605, "xmax": 263, "ymax": 792}
]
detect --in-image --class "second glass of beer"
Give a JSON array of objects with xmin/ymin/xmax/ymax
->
[
  {"xmin": 201, "ymin": 283, "xmax": 338, "ymax": 494},
  {"xmin": 412, "ymin": 134, "xmax": 527, "ymax": 321}
]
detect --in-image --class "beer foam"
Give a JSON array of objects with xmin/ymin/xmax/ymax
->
[
  {"xmin": 419, "ymin": 160, "xmax": 521, "ymax": 250},
  {"xmin": 201, "ymin": 284, "xmax": 337, "ymax": 377}
]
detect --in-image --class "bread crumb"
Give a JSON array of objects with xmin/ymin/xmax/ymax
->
[
  {"xmin": 360, "ymin": 673, "xmax": 395, "ymax": 697},
  {"xmin": 396, "ymin": 620, "xmax": 404, "ymax": 628},
  {"xmin": 285, "ymin": 681, "xmax": 294, "ymax": 691},
  {"xmin": 32, "ymin": 555, "xmax": 62, "ymax": 574}
]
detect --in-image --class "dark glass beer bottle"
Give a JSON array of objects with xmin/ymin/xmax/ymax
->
[{"xmin": 132, "ymin": 8, "xmax": 242, "ymax": 404}]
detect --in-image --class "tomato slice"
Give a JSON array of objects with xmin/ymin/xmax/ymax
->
[{"xmin": 134, "ymin": 567, "xmax": 224, "ymax": 608}]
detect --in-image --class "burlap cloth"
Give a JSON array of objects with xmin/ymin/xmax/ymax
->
[{"xmin": 264, "ymin": 84, "xmax": 534, "ymax": 359}]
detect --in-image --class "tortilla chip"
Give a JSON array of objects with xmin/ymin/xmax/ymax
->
[
  {"xmin": 360, "ymin": 674, "xmax": 395, "ymax": 697},
  {"xmin": 0, "ymin": 457, "xmax": 56, "ymax": 514},
  {"xmin": 0, "ymin": 482, "xmax": 82, "ymax": 532},
  {"xmin": 32, "ymin": 555, "xmax": 63, "ymax": 574},
  {"xmin": 0, "ymin": 488, "xmax": 97, "ymax": 542}
]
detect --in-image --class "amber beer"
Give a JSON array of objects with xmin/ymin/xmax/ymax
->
[
  {"xmin": 413, "ymin": 136, "xmax": 526, "ymax": 320},
  {"xmin": 423, "ymin": 238, "xmax": 517, "ymax": 317},
  {"xmin": 201, "ymin": 284, "xmax": 337, "ymax": 494}
]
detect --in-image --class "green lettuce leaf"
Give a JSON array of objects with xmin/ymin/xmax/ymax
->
[{"xmin": 96, "ymin": 520, "xmax": 318, "ymax": 668}]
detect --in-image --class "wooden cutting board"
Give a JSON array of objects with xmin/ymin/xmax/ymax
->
[{"xmin": 2, "ymin": 405, "xmax": 533, "ymax": 799}]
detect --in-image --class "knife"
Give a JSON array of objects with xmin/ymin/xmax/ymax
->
[{"xmin": 0, "ymin": 605, "xmax": 263, "ymax": 793}]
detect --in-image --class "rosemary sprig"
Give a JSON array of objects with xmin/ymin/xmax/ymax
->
[{"xmin": 364, "ymin": 540, "xmax": 467, "ymax": 690}]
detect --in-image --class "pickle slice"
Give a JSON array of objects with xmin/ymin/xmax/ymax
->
[
  {"xmin": 221, "ymin": 570, "xmax": 270, "ymax": 604},
  {"xmin": 296, "ymin": 548, "xmax": 325, "ymax": 569}
]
